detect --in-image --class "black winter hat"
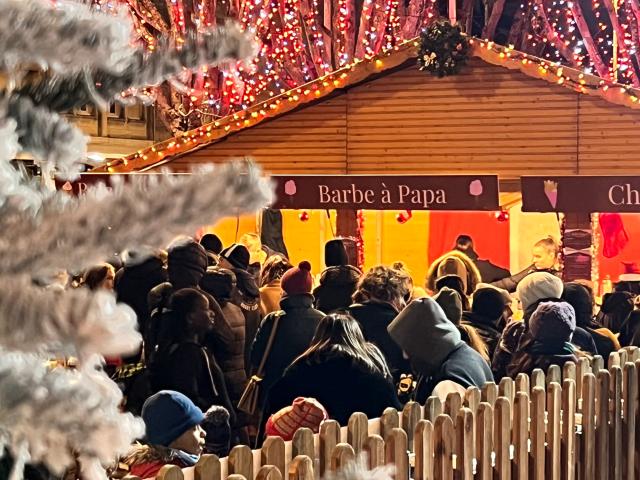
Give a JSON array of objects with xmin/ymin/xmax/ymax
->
[
  {"xmin": 200, "ymin": 234, "xmax": 224, "ymax": 255},
  {"xmin": 472, "ymin": 287, "xmax": 511, "ymax": 321},
  {"xmin": 201, "ymin": 267, "xmax": 236, "ymax": 301},
  {"xmin": 168, "ymin": 240, "xmax": 208, "ymax": 280},
  {"xmin": 220, "ymin": 244, "xmax": 250, "ymax": 271},
  {"xmin": 325, "ymin": 239, "xmax": 348, "ymax": 267}
]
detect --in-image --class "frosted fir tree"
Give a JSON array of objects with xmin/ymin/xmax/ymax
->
[{"xmin": 0, "ymin": 1, "xmax": 270, "ymax": 478}]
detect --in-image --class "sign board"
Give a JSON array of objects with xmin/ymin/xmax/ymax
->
[
  {"xmin": 522, "ymin": 176, "xmax": 640, "ymax": 213},
  {"xmin": 271, "ymin": 175, "xmax": 500, "ymax": 210},
  {"xmin": 56, "ymin": 173, "xmax": 500, "ymax": 211}
]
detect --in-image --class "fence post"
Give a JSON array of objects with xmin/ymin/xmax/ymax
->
[
  {"xmin": 623, "ymin": 362, "xmax": 637, "ymax": 480},
  {"xmin": 347, "ymin": 412, "xmax": 369, "ymax": 454},
  {"xmin": 256, "ymin": 466, "xmax": 282, "ymax": 480},
  {"xmin": 454, "ymin": 408, "xmax": 474, "ymax": 480},
  {"xmin": 385, "ymin": 428, "xmax": 409, "ymax": 480},
  {"xmin": 596, "ymin": 369, "xmax": 611, "ymax": 480},
  {"xmin": 261, "ymin": 437, "xmax": 286, "ymax": 477},
  {"xmin": 481, "ymin": 382, "xmax": 498, "ymax": 408},
  {"xmin": 414, "ymin": 420, "xmax": 434, "ymax": 480},
  {"xmin": 445, "ymin": 391, "xmax": 463, "ymax": 421},
  {"xmin": 531, "ymin": 386, "xmax": 546, "ymax": 480},
  {"xmin": 499, "ymin": 377, "xmax": 515, "ymax": 418},
  {"xmin": 515, "ymin": 373, "xmax": 530, "ymax": 396},
  {"xmin": 194, "ymin": 454, "xmax": 221, "ymax": 480},
  {"xmin": 289, "ymin": 455, "xmax": 314, "ymax": 480},
  {"xmin": 364, "ymin": 435, "xmax": 385, "ymax": 469},
  {"xmin": 227, "ymin": 476, "xmax": 247, "ymax": 480},
  {"xmin": 476, "ymin": 403, "xmax": 493, "ymax": 480},
  {"xmin": 563, "ymin": 362, "xmax": 577, "ymax": 385},
  {"xmin": 156, "ymin": 466, "xmax": 184, "ymax": 480},
  {"xmin": 610, "ymin": 352, "xmax": 622, "ymax": 370},
  {"xmin": 547, "ymin": 365, "xmax": 561, "ymax": 387},
  {"xmin": 513, "ymin": 391, "xmax": 529, "ymax": 480},
  {"xmin": 320, "ymin": 420, "xmax": 340, "ymax": 477},
  {"xmin": 465, "ymin": 387, "xmax": 481, "ymax": 414},
  {"xmin": 562, "ymin": 379, "xmax": 576, "ymax": 480},
  {"xmin": 531, "ymin": 369, "xmax": 545, "ymax": 390},
  {"xmin": 402, "ymin": 401, "xmax": 421, "ymax": 451},
  {"xmin": 546, "ymin": 382, "xmax": 562, "ymax": 480},
  {"xmin": 292, "ymin": 427, "xmax": 315, "ymax": 459},
  {"xmin": 581, "ymin": 373, "xmax": 597, "ymax": 480},
  {"xmin": 434, "ymin": 415, "xmax": 454, "ymax": 480},
  {"xmin": 380, "ymin": 407, "xmax": 400, "ymax": 441},
  {"xmin": 228, "ymin": 445, "xmax": 254, "ymax": 480},
  {"xmin": 577, "ymin": 357, "xmax": 591, "ymax": 408},
  {"xmin": 425, "ymin": 396, "xmax": 443, "ymax": 423},
  {"xmin": 610, "ymin": 365, "xmax": 623, "ymax": 480},
  {"xmin": 494, "ymin": 397, "xmax": 511, "ymax": 480},
  {"xmin": 330, "ymin": 444, "xmax": 356, "ymax": 472},
  {"xmin": 593, "ymin": 355, "xmax": 605, "ymax": 373}
]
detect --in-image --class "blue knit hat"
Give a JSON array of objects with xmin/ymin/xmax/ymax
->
[{"xmin": 142, "ymin": 391, "xmax": 205, "ymax": 447}]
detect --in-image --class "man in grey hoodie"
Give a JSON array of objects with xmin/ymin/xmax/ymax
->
[{"xmin": 387, "ymin": 297, "xmax": 493, "ymax": 403}]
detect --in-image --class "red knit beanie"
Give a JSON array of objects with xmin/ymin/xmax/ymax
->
[
  {"xmin": 280, "ymin": 261, "xmax": 313, "ymax": 296},
  {"xmin": 265, "ymin": 397, "xmax": 328, "ymax": 441}
]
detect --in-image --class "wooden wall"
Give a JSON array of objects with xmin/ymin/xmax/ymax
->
[{"xmin": 165, "ymin": 58, "xmax": 640, "ymax": 178}]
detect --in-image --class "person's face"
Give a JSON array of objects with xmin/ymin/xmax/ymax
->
[
  {"xmin": 169, "ymin": 424, "xmax": 206, "ymax": 455},
  {"xmin": 100, "ymin": 268, "xmax": 115, "ymax": 290},
  {"xmin": 188, "ymin": 295, "xmax": 214, "ymax": 335},
  {"xmin": 532, "ymin": 245, "xmax": 556, "ymax": 270}
]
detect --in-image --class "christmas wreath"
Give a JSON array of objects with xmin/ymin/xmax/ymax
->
[{"xmin": 417, "ymin": 20, "xmax": 470, "ymax": 77}]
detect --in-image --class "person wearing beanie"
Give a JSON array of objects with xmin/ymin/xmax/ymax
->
[
  {"xmin": 562, "ymin": 282, "xmax": 619, "ymax": 362},
  {"xmin": 507, "ymin": 302, "xmax": 579, "ymax": 377},
  {"xmin": 433, "ymin": 288, "xmax": 489, "ymax": 361},
  {"xmin": 492, "ymin": 272, "xmax": 595, "ymax": 381},
  {"xmin": 387, "ymin": 298, "xmax": 493, "ymax": 403},
  {"xmin": 461, "ymin": 286, "xmax": 512, "ymax": 359},
  {"xmin": 348, "ymin": 265, "xmax": 412, "ymax": 385},
  {"xmin": 201, "ymin": 405, "xmax": 232, "ymax": 458},
  {"xmin": 259, "ymin": 255, "xmax": 293, "ymax": 316},
  {"xmin": 250, "ymin": 261, "xmax": 325, "ymax": 417},
  {"xmin": 262, "ymin": 313, "xmax": 401, "ymax": 445},
  {"xmin": 200, "ymin": 234, "xmax": 224, "ymax": 256},
  {"xmin": 265, "ymin": 397, "xmax": 328, "ymax": 441},
  {"xmin": 200, "ymin": 267, "xmax": 248, "ymax": 442},
  {"xmin": 121, "ymin": 390, "xmax": 206, "ymax": 479},
  {"xmin": 313, "ymin": 239, "xmax": 362, "ymax": 313},
  {"xmin": 219, "ymin": 243, "xmax": 262, "ymax": 375}
]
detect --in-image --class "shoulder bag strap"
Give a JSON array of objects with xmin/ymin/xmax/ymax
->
[{"xmin": 255, "ymin": 312, "xmax": 284, "ymax": 377}]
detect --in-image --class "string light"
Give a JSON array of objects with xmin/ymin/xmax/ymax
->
[{"xmin": 99, "ymin": 35, "xmax": 640, "ymax": 173}]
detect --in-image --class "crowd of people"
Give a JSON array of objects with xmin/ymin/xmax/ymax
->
[{"xmin": 58, "ymin": 232, "xmax": 640, "ymax": 478}]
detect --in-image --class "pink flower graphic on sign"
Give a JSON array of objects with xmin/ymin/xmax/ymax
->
[
  {"xmin": 544, "ymin": 180, "xmax": 558, "ymax": 209},
  {"xmin": 469, "ymin": 179, "xmax": 483, "ymax": 196},
  {"xmin": 62, "ymin": 181, "xmax": 73, "ymax": 192},
  {"xmin": 284, "ymin": 180, "xmax": 297, "ymax": 196}
]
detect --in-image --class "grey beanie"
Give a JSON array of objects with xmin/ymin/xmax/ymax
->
[
  {"xmin": 387, "ymin": 297, "xmax": 462, "ymax": 374},
  {"xmin": 516, "ymin": 272, "xmax": 563, "ymax": 310}
]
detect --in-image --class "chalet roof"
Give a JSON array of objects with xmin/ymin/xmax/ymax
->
[{"xmin": 94, "ymin": 37, "xmax": 640, "ymax": 173}]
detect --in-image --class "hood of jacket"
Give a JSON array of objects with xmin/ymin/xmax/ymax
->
[
  {"xmin": 425, "ymin": 250, "xmax": 482, "ymax": 296},
  {"xmin": 232, "ymin": 267, "xmax": 260, "ymax": 298},
  {"xmin": 461, "ymin": 310, "xmax": 501, "ymax": 333},
  {"xmin": 387, "ymin": 297, "xmax": 463, "ymax": 375},
  {"xmin": 319, "ymin": 265, "xmax": 362, "ymax": 287}
]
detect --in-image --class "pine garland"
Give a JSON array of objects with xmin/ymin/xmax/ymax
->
[{"xmin": 417, "ymin": 20, "xmax": 470, "ymax": 77}]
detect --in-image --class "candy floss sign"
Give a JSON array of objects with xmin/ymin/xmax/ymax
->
[
  {"xmin": 522, "ymin": 176, "xmax": 640, "ymax": 213},
  {"xmin": 273, "ymin": 175, "xmax": 500, "ymax": 210}
]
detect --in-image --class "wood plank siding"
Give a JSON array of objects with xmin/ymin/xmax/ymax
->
[{"xmin": 165, "ymin": 58, "xmax": 640, "ymax": 177}]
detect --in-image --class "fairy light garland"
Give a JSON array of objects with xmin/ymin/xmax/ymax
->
[{"xmin": 100, "ymin": 35, "xmax": 640, "ymax": 172}]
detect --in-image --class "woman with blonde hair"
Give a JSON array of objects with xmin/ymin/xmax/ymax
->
[
  {"xmin": 259, "ymin": 254, "xmax": 293, "ymax": 315},
  {"xmin": 260, "ymin": 313, "xmax": 400, "ymax": 439},
  {"xmin": 82, "ymin": 262, "xmax": 116, "ymax": 291}
]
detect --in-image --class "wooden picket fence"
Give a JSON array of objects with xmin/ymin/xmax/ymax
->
[{"xmin": 125, "ymin": 347, "xmax": 640, "ymax": 480}]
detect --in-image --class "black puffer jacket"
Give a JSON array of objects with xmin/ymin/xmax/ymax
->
[
  {"xmin": 348, "ymin": 301, "xmax": 411, "ymax": 384},
  {"xmin": 313, "ymin": 265, "xmax": 361, "ymax": 313},
  {"xmin": 229, "ymin": 268, "xmax": 262, "ymax": 375}
]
